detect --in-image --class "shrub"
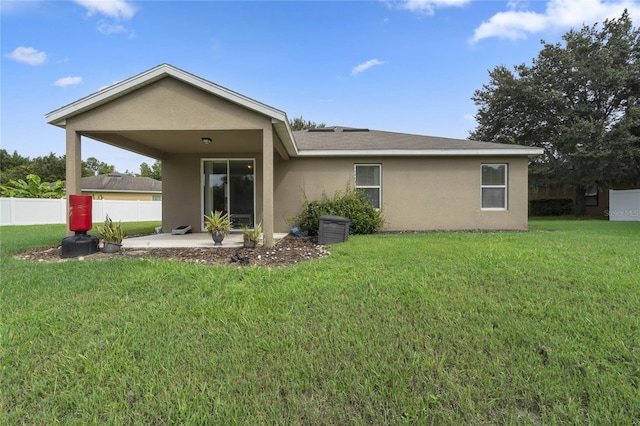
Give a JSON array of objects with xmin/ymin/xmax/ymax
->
[
  {"xmin": 291, "ymin": 188, "xmax": 384, "ymax": 235},
  {"xmin": 0, "ymin": 174, "xmax": 65, "ymax": 199},
  {"xmin": 529, "ymin": 198, "xmax": 574, "ymax": 216},
  {"xmin": 97, "ymin": 215, "xmax": 125, "ymax": 244}
]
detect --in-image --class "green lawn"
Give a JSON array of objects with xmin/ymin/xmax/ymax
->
[{"xmin": 1, "ymin": 220, "xmax": 639, "ymax": 424}]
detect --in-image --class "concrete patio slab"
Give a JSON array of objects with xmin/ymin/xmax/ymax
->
[{"xmin": 122, "ymin": 232, "xmax": 289, "ymax": 249}]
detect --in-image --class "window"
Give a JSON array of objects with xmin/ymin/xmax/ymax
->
[
  {"xmin": 481, "ymin": 164, "xmax": 507, "ymax": 209},
  {"xmin": 355, "ymin": 164, "xmax": 381, "ymax": 209},
  {"xmin": 585, "ymin": 186, "xmax": 598, "ymax": 207}
]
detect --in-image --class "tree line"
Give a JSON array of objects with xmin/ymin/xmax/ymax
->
[{"xmin": 0, "ymin": 149, "xmax": 162, "ymax": 186}]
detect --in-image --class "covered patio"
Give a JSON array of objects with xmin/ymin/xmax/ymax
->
[{"xmin": 46, "ymin": 64, "xmax": 298, "ymax": 248}]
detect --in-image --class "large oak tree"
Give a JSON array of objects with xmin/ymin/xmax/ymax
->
[{"xmin": 470, "ymin": 11, "xmax": 640, "ymax": 214}]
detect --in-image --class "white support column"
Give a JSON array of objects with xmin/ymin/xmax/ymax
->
[
  {"xmin": 66, "ymin": 130, "xmax": 82, "ymax": 235},
  {"xmin": 262, "ymin": 126, "xmax": 274, "ymax": 248}
]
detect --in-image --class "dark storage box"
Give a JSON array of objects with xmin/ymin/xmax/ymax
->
[{"xmin": 318, "ymin": 215, "xmax": 350, "ymax": 245}]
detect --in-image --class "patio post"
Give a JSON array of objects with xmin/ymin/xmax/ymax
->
[
  {"xmin": 262, "ymin": 126, "xmax": 274, "ymax": 248},
  {"xmin": 65, "ymin": 129, "xmax": 82, "ymax": 236}
]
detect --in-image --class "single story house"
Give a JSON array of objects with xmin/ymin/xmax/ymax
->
[
  {"xmin": 79, "ymin": 173, "xmax": 162, "ymax": 201},
  {"xmin": 46, "ymin": 64, "xmax": 543, "ymax": 247}
]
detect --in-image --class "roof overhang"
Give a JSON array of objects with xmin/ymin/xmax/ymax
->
[
  {"xmin": 296, "ymin": 148, "xmax": 545, "ymax": 157},
  {"xmin": 45, "ymin": 63, "xmax": 298, "ymax": 157}
]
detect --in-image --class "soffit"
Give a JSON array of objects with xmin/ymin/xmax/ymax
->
[{"xmin": 82, "ymin": 129, "xmax": 280, "ymax": 158}]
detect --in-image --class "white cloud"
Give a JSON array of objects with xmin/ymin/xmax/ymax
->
[
  {"xmin": 471, "ymin": 0, "xmax": 640, "ymax": 43},
  {"xmin": 394, "ymin": 0, "xmax": 470, "ymax": 15},
  {"xmin": 6, "ymin": 46, "xmax": 47, "ymax": 65},
  {"xmin": 73, "ymin": 0, "xmax": 136, "ymax": 20},
  {"xmin": 351, "ymin": 59, "xmax": 386, "ymax": 76},
  {"xmin": 54, "ymin": 76, "xmax": 82, "ymax": 87},
  {"xmin": 97, "ymin": 20, "xmax": 127, "ymax": 34}
]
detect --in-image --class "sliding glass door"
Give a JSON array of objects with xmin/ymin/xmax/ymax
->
[{"xmin": 202, "ymin": 159, "xmax": 255, "ymax": 229}]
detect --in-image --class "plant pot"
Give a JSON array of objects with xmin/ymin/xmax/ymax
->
[
  {"xmin": 210, "ymin": 231, "xmax": 225, "ymax": 246},
  {"xmin": 103, "ymin": 241, "xmax": 122, "ymax": 253},
  {"xmin": 243, "ymin": 239, "xmax": 257, "ymax": 248}
]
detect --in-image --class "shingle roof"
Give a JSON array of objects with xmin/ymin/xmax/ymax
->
[
  {"xmin": 293, "ymin": 127, "xmax": 540, "ymax": 156},
  {"xmin": 80, "ymin": 173, "xmax": 162, "ymax": 192}
]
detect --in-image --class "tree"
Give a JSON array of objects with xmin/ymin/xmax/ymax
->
[
  {"xmin": 470, "ymin": 11, "xmax": 640, "ymax": 214},
  {"xmin": 138, "ymin": 160, "xmax": 162, "ymax": 181},
  {"xmin": 31, "ymin": 153, "xmax": 66, "ymax": 182},
  {"xmin": 83, "ymin": 157, "xmax": 115, "ymax": 176},
  {"xmin": 289, "ymin": 116, "xmax": 326, "ymax": 131},
  {"xmin": 0, "ymin": 149, "xmax": 30, "ymax": 185},
  {"xmin": 0, "ymin": 174, "xmax": 65, "ymax": 198},
  {"xmin": 0, "ymin": 151, "xmax": 66, "ymax": 185}
]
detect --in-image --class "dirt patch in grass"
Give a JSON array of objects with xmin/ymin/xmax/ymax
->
[{"xmin": 15, "ymin": 235, "xmax": 329, "ymax": 267}]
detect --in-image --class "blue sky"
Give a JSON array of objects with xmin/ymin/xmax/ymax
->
[{"xmin": 2, "ymin": 0, "xmax": 639, "ymax": 174}]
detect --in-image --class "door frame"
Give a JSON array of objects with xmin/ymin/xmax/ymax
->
[{"xmin": 200, "ymin": 158, "xmax": 256, "ymax": 232}]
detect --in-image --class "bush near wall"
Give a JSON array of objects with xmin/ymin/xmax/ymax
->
[
  {"xmin": 529, "ymin": 198, "xmax": 574, "ymax": 216},
  {"xmin": 292, "ymin": 188, "xmax": 384, "ymax": 235}
]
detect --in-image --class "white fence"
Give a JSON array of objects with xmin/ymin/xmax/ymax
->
[
  {"xmin": 0, "ymin": 198, "xmax": 162, "ymax": 226},
  {"xmin": 608, "ymin": 189, "xmax": 640, "ymax": 222}
]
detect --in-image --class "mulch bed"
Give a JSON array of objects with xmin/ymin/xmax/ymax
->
[{"xmin": 14, "ymin": 235, "xmax": 330, "ymax": 267}]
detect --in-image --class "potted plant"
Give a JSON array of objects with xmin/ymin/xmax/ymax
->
[
  {"xmin": 97, "ymin": 214, "xmax": 124, "ymax": 253},
  {"xmin": 242, "ymin": 223, "xmax": 262, "ymax": 248},
  {"xmin": 204, "ymin": 210, "xmax": 232, "ymax": 246}
]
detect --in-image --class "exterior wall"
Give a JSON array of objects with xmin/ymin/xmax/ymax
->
[
  {"xmin": 274, "ymin": 156, "xmax": 530, "ymax": 232},
  {"xmin": 142, "ymin": 151, "xmax": 532, "ymax": 233},
  {"xmin": 82, "ymin": 191, "xmax": 161, "ymax": 201},
  {"xmin": 66, "ymin": 78, "xmax": 269, "ymax": 132},
  {"xmin": 162, "ymin": 153, "xmax": 265, "ymax": 232}
]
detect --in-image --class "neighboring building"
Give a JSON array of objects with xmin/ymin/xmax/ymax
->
[
  {"xmin": 46, "ymin": 64, "xmax": 543, "ymax": 247},
  {"xmin": 79, "ymin": 173, "xmax": 162, "ymax": 201},
  {"xmin": 530, "ymin": 183, "xmax": 637, "ymax": 217}
]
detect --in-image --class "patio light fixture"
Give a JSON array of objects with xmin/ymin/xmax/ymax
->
[{"xmin": 201, "ymin": 137, "xmax": 212, "ymax": 145}]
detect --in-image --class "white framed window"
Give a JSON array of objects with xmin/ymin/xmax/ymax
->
[
  {"xmin": 355, "ymin": 164, "xmax": 381, "ymax": 209},
  {"xmin": 481, "ymin": 164, "xmax": 507, "ymax": 209}
]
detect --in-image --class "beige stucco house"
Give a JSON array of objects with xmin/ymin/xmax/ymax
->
[
  {"xmin": 46, "ymin": 64, "xmax": 543, "ymax": 247},
  {"xmin": 79, "ymin": 173, "xmax": 162, "ymax": 201}
]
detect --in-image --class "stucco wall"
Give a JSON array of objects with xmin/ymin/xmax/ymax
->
[
  {"xmin": 161, "ymin": 154, "xmax": 529, "ymax": 233},
  {"xmin": 66, "ymin": 78, "xmax": 270, "ymax": 131},
  {"xmin": 163, "ymin": 153, "xmax": 266, "ymax": 232},
  {"xmin": 162, "ymin": 154, "xmax": 531, "ymax": 233},
  {"xmin": 273, "ymin": 156, "xmax": 530, "ymax": 232}
]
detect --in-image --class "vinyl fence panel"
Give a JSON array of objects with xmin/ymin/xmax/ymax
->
[
  {"xmin": 0, "ymin": 198, "xmax": 161, "ymax": 226},
  {"xmin": 608, "ymin": 189, "xmax": 640, "ymax": 222}
]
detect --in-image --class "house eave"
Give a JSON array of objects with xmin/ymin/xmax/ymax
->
[
  {"xmin": 45, "ymin": 64, "xmax": 289, "ymax": 127},
  {"xmin": 295, "ymin": 148, "xmax": 545, "ymax": 157},
  {"xmin": 273, "ymin": 118, "xmax": 298, "ymax": 157}
]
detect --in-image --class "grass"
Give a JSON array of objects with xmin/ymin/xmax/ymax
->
[{"xmin": 1, "ymin": 220, "xmax": 639, "ymax": 424}]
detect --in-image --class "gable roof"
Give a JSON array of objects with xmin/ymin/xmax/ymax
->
[
  {"xmin": 45, "ymin": 63, "xmax": 297, "ymax": 156},
  {"xmin": 293, "ymin": 127, "xmax": 543, "ymax": 156},
  {"xmin": 80, "ymin": 173, "xmax": 161, "ymax": 193}
]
